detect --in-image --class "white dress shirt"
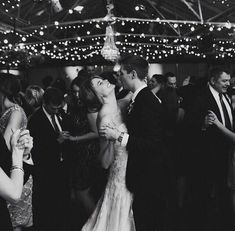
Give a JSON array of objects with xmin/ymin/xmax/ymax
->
[
  {"xmin": 42, "ymin": 106, "xmax": 62, "ymax": 132},
  {"xmin": 209, "ymin": 84, "xmax": 233, "ymax": 127}
]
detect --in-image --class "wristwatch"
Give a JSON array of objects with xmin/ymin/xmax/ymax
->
[
  {"xmin": 25, "ymin": 153, "xmax": 31, "ymax": 160},
  {"xmin": 117, "ymin": 132, "xmax": 125, "ymax": 143}
]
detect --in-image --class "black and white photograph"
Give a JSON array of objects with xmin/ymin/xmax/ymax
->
[{"xmin": 0, "ymin": 0, "xmax": 235, "ymax": 230}]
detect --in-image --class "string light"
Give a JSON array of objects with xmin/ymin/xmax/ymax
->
[{"xmin": 1, "ymin": 12, "xmax": 235, "ymax": 67}]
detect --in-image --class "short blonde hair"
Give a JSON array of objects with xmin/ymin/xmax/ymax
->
[{"xmin": 25, "ymin": 85, "xmax": 44, "ymax": 108}]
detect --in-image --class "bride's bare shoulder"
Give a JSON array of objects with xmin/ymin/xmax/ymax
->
[{"xmin": 97, "ymin": 110, "xmax": 111, "ymax": 127}]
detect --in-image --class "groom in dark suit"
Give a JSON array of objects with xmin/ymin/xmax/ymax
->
[{"xmin": 102, "ymin": 56, "xmax": 166, "ymax": 231}]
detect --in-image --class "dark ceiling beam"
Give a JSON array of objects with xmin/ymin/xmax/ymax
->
[
  {"xmin": 200, "ymin": 0, "xmax": 235, "ymax": 21},
  {"xmin": 200, "ymin": 0, "xmax": 221, "ymax": 14},
  {"xmin": 56, "ymin": 0, "xmax": 81, "ymax": 23},
  {"xmin": 180, "ymin": 1, "xmax": 235, "ymax": 38},
  {"xmin": 198, "ymin": 0, "xmax": 203, "ymax": 22},
  {"xmin": 20, "ymin": 2, "xmax": 38, "ymax": 20},
  {"xmin": 0, "ymin": 8, "xmax": 56, "ymax": 42},
  {"xmin": 180, "ymin": 0, "xmax": 201, "ymax": 20},
  {"xmin": 0, "ymin": 8, "xmax": 30, "ymax": 26},
  {"xmin": 163, "ymin": 0, "xmax": 199, "ymax": 19},
  {"xmin": 144, "ymin": 0, "xmax": 181, "ymax": 36},
  {"xmin": 160, "ymin": 6, "xmax": 190, "ymax": 20},
  {"xmin": 206, "ymin": 6, "xmax": 235, "ymax": 22}
]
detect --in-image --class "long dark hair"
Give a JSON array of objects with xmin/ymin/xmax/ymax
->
[
  {"xmin": 79, "ymin": 75, "xmax": 102, "ymax": 113},
  {"xmin": 0, "ymin": 73, "xmax": 22, "ymax": 105}
]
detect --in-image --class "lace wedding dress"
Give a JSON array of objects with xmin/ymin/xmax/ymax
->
[{"xmin": 82, "ymin": 123, "xmax": 135, "ymax": 231}]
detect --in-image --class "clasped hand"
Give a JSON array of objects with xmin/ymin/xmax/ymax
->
[
  {"xmin": 204, "ymin": 110, "xmax": 219, "ymax": 127},
  {"xmin": 57, "ymin": 131, "xmax": 70, "ymax": 144},
  {"xmin": 11, "ymin": 129, "xmax": 33, "ymax": 156},
  {"xmin": 99, "ymin": 124, "xmax": 119, "ymax": 141}
]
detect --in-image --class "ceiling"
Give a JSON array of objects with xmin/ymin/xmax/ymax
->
[{"xmin": 0, "ymin": 0, "xmax": 235, "ymax": 68}]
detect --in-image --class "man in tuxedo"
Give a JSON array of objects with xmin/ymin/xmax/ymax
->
[
  {"xmin": 28, "ymin": 87, "xmax": 70, "ymax": 231},
  {"xmin": 101, "ymin": 56, "xmax": 166, "ymax": 231},
  {"xmin": 185, "ymin": 66, "xmax": 234, "ymax": 230}
]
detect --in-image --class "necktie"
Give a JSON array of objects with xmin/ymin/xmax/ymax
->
[
  {"xmin": 127, "ymin": 100, "xmax": 134, "ymax": 114},
  {"xmin": 51, "ymin": 114, "xmax": 60, "ymax": 133},
  {"xmin": 219, "ymin": 93, "xmax": 232, "ymax": 129},
  {"xmin": 51, "ymin": 114, "xmax": 64, "ymax": 161}
]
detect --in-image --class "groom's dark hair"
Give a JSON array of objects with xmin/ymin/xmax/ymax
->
[{"xmin": 119, "ymin": 55, "xmax": 149, "ymax": 80}]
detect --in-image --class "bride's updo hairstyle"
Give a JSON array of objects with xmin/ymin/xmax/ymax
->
[{"xmin": 79, "ymin": 75, "xmax": 103, "ymax": 112}]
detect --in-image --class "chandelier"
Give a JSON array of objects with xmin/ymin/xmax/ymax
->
[{"xmin": 101, "ymin": 24, "xmax": 120, "ymax": 62}]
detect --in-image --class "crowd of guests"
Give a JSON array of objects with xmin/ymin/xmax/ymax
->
[{"xmin": 0, "ymin": 56, "xmax": 235, "ymax": 231}]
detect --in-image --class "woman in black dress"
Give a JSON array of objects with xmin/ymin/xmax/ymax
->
[{"xmin": 62, "ymin": 73, "xmax": 105, "ymax": 220}]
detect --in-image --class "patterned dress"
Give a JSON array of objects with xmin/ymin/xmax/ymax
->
[
  {"xmin": 82, "ymin": 123, "xmax": 135, "ymax": 231},
  {"xmin": 0, "ymin": 104, "xmax": 33, "ymax": 228}
]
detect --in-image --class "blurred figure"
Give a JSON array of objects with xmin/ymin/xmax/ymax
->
[
  {"xmin": 52, "ymin": 77, "xmax": 67, "ymax": 96},
  {"xmin": 165, "ymin": 72, "xmax": 177, "ymax": 89},
  {"xmin": 182, "ymin": 75, "xmax": 196, "ymax": 86},
  {"xmin": 0, "ymin": 73, "xmax": 34, "ymax": 231},
  {"xmin": 160, "ymin": 72, "xmax": 184, "ymax": 230},
  {"xmin": 41, "ymin": 75, "xmax": 53, "ymax": 90},
  {"xmin": 148, "ymin": 74, "xmax": 165, "ymax": 99},
  {"xmin": 161, "ymin": 72, "xmax": 182, "ymax": 134},
  {"xmin": 24, "ymin": 85, "xmax": 44, "ymax": 117}
]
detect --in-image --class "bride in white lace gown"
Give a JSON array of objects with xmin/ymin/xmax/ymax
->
[{"xmin": 80, "ymin": 76, "xmax": 135, "ymax": 231}]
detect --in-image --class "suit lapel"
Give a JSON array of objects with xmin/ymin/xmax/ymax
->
[
  {"xmin": 223, "ymin": 94, "xmax": 234, "ymax": 129},
  {"xmin": 39, "ymin": 108, "xmax": 59, "ymax": 136},
  {"xmin": 207, "ymin": 88, "xmax": 223, "ymax": 123},
  {"xmin": 127, "ymin": 87, "xmax": 148, "ymax": 131},
  {"xmin": 207, "ymin": 88, "xmax": 234, "ymax": 128}
]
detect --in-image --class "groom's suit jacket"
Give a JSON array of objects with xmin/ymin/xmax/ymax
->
[{"xmin": 125, "ymin": 87, "xmax": 165, "ymax": 194}]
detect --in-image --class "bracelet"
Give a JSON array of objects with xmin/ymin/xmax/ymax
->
[{"xmin": 10, "ymin": 166, "xmax": 24, "ymax": 174}]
